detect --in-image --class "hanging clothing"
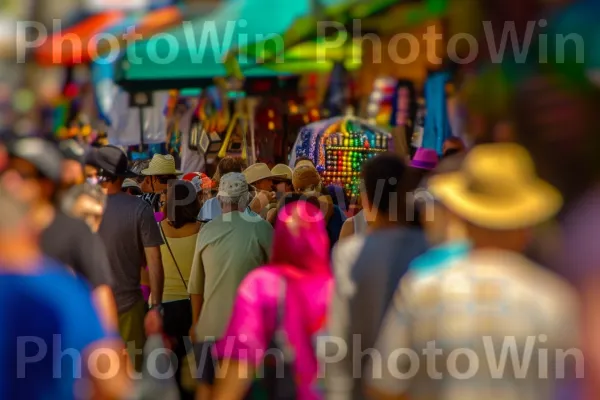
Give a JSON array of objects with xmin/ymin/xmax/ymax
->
[{"xmin": 422, "ymin": 72, "xmax": 453, "ymax": 155}]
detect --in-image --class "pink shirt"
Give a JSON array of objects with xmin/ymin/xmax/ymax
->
[{"xmin": 214, "ymin": 266, "xmax": 332, "ymax": 399}]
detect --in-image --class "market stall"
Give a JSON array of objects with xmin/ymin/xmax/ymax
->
[{"xmin": 291, "ymin": 117, "xmax": 393, "ymax": 199}]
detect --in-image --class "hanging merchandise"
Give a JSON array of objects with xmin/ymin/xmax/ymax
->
[
  {"xmin": 323, "ymin": 62, "xmax": 350, "ymax": 118},
  {"xmin": 366, "ymin": 77, "xmax": 397, "ymax": 126},
  {"xmin": 411, "ymin": 98, "xmax": 426, "ymax": 148},
  {"xmin": 291, "ymin": 117, "xmax": 394, "ymax": 200},
  {"xmin": 389, "ymin": 80, "xmax": 417, "ymax": 136},
  {"xmin": 105, "ymin": 91, "xmax": 168, "ymax": 146},
  {"xmin": 422, "ymin": 71, "xmax": 453, "ymax": 155}
]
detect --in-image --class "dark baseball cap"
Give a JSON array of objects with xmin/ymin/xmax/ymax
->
[
  {"xmin": 58, "ymin": 139, "xmax": 86, "ymax": 164},
  {"xmin": 6, "ymin": 137, "xmax": 63, "ymax": 183},
  {"xmin": 95, "ymin": 145, "xmax": 137, "ymax": 178}
]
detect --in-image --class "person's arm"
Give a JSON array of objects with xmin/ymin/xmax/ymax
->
[
  {"xmin": 139, "ymin": 203, "xmax": 165, "ymax": 306},
  {"xmin": 144, "ymin": 246, "xmax": 164, "ymax": 306},
  {"xmin": 249, "ymin": 191, "xmax": 274, "ymax": 215},
  {"xmin": 188, "ymin": 234, "xmax": 206, "ymax": 340},
  {"xmin": 339, "ymin": 217, "xmax": 355, "ymax": 241},
  {"xmin": 92, "ymin": 285, "xmax": 119, "ymax": 333}
]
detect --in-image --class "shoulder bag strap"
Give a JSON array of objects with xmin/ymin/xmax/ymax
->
[{"xmin": 158, "ymin": 221, "xmax": 188, "ymax": 290}]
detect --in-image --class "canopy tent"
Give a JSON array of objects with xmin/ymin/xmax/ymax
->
[
  {"xmin": 232, "ymin": 0, "xmax": 398, "ymax": 64},
  {"xmin": 116, "ymin": 0, "xmax": 385, "ymax": 91},
  {"xmin": 359, "ymin": 0, "xmax": 449, "ymax": 34},
  {"xmin": 35, "ymin": 5, "xmax": 184, "ymax": 66}
]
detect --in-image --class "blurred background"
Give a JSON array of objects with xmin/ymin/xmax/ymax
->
[{"xmin": 1, "ymin": 0, "xmax": 599, "ymax": 207}]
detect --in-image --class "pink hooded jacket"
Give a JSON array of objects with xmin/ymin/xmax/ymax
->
[{"xmin": 214, "ymin": 201, "xmax": 333, "ymax": 399}]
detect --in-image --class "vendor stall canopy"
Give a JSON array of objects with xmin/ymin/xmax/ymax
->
[
  {"xmin": 116, "ymin": 0, "xmax": 397, "ymax": 91},
  {"xmin": 35, "ymin": 5, "xmax": 184, "ymax": 66}
]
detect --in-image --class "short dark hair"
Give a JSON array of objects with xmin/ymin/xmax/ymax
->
[
  {"xmin": 166, "ymin": 180, "xmax": 200, "ymax": 229},
  {"xmin": 213, "ymin": 157, "xmax": 247, "ymax": 184},
  {"xmin": 361, "ymin": 153, "xmax": 406, "ymax": 214}
]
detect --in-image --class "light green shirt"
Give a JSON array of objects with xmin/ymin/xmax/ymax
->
[{"xmin": 188, "ymin": 211, "xmax": 273, "ymax": 340}]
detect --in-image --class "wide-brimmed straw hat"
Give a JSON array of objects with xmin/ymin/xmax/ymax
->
[
  {"xmin": 427, "ymin": 143, "xmax": 562, "ymax": 230},
  {"xmin": 271, "ymin": 164, "xmax": 293, "ymax": 182},
  {"xmin": 141, "ymin": 154, "xmax": 182, "ymax": 176},
  {"xmin": 243, "ymin": 163, "xmax": 285, "ymax": 185}
]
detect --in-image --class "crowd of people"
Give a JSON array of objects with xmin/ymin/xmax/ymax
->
[{"xmin": 0, "ymin": 132, "xmax": 586, "ymax": 400}]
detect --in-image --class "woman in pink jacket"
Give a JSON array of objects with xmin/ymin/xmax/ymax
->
[{"xmin": 199, "ymin": 200, "xmax": 333, "ymax": 400}]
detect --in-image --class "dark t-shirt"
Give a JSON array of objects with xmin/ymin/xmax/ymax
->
[
  {"xmin": 41, "ymin": 211, "xmax": 113, "ymax": 289},
  {"xmin": 98, "ymin": 193, "xmax": 163, "ymax": 313}
]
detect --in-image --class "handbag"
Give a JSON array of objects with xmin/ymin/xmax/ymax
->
[{"xmin": 195, "ymin": 277, "xmax": 297, "ymax": 400}]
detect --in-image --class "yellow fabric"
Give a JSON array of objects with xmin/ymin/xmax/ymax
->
[{"xmin": 160, "ymin": 233, "xmax": 198, "ymax": 302}]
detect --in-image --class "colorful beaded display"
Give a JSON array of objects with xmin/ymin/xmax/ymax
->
[{"xmin": 293, "ymin": 117, "xmax": 393, "ymax": 199}]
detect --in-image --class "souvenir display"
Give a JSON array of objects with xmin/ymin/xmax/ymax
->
[{"xmin": 292, "ymin": 117, "xmax": 393, "ymax": 199}]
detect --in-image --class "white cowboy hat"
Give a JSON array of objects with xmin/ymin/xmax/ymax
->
[
  {"xmin": 428, "ymin": 143, "xmax": 562, "ymax": 230},
  {"xmin": 271, "ymin": 164, "xmax": 293, "ymax": 182},
  {"xmin": 141, "ymin": 154, "xmax": 182, "ymax": 176},
  {"xmin": 243, "ymin": 163, "xmax": 286, "ymax": 185}
]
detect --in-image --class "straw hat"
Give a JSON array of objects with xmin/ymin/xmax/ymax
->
[
  {"xmin": 271, "ymin": 164, "xmax": 293, "ymax": 182},
  {"xmin": 296, "ymin": 159, "xmax": 315, "ymax": 169},
  {"xmin": 141, "ymin": 154, "xmax": 182, "ymax": 176},
  {"xmin": 293, "ymin": 165, "xmax": 321, "ymax": 192},
  {"xmin": 427, "ymin": 143, "xmax": 562, "ymax": 230},
  {"xmin": 122, "ymin": 178, "xmax": 140, "ymax": 189},
  {"xmin": 243, "ymin": 163, "xmax": 285, "ymax": 185}
]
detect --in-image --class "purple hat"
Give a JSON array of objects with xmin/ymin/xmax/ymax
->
[{"xmin": 410, "ymin": 148, "xmax": 439, "ymax": 170}]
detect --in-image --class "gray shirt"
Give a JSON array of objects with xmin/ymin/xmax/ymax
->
[
  {"xmin": 323, "ymin": 227, "xmax": 428, "ymax": 400},
  {"xmin": 98, "ymin": 193, "xmax": 163, "ymax": 313}
]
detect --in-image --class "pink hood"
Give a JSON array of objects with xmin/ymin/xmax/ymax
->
[{"xmin": 270, "ymin": 201, "xmax": 331, "ymax": 277}]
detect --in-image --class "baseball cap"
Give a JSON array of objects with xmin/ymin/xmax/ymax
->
[
  {"xmin": 95, "ymin": 145, "xmax": 136, "ymax": 178},
  {"xmin": 6, "ymin": 137, "xmax": 64, "ymax": 183}
]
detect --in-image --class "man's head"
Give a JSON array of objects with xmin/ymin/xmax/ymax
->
[
  {"xmin": 213, "ymin": 157, "xmax": 246, "ymax": 186},
  {"xmin": 294, "ymin": 157, "xmax": 315, "ymax": 168},
  {"xmin": 293, "ymin": 165, "xmax": 322, "ymax": 195},
  {"xmin": 84, "ymin": 148, "xmax": 101, "ymax": 185},
  {"xmin": 5, "ymin": 137, "xmax": 64, "ymax": 206},
  {"xmin": 61, "ymin": 183, "xmax": 106, "ymax": 232},
  {"xmin": 428, "ymin": 143, "xmax": 562, "ymax": 252},
  {"xmin": 244, "ymin": 163, "xmax": 284, "ymax": 192},
  {"xmin": 122, "ymin": 179, "xmax": 142, "ymax": 196},
  {"xmin": 58, "ymin": 139, "xmax": 86, "ymax": 189},
  {"xmin": 217, "ymin": 172, "xmax": 250, "ymax": 213},
  {"xmin": 271, "ymin": 164, "xmax": 294, "ymax": 194},
  {"xmin": 360, "ymin": 153, "xmax": 407, "ymax": 224},
  {"xmin": 140, "ymin": 154, "xmax": 181, "ymax": 194},
  {"xmin": 94, "ymin": 145, "xmax": 137, "ymax": 194}
]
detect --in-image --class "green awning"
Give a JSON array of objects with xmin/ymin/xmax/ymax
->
[
  {"xmin": 360, "ymin": 0, "xmax": 448, "ymax": 33},
  {"xmin": 116, "ymin": 0, "xmax": 381, "ymax": 91}
]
